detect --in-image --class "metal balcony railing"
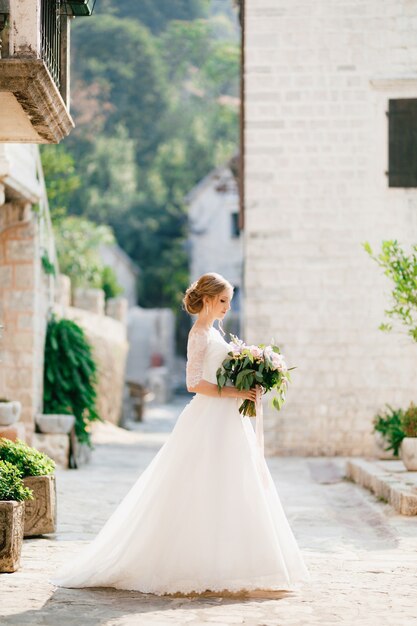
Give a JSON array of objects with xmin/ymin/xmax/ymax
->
[{"xmin": 40, "ymin": 0, "xmax": 62, "ymax": 90}]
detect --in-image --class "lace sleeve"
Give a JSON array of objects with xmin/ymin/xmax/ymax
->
[{"xmin": 186, "ymin": 328, "xmax": 210, "ymax": 389}]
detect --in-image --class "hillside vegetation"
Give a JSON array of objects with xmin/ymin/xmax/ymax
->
[{"xmin": 42, "ymin": 0, "xmax": 240, "ymax": 309}]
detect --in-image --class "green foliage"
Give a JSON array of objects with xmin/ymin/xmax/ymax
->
[
  {"xmin": 199, "ymin": 42, "xmax": 240, "ymax": 97},
  {"xmin": 54, "ymin": 216, "xmax": 115, "ymax": 290},
  {"xmin": 71, "ymin": 16, "xmax": 168, "ymax": 162},
  {"xmin": 43, "ymin": 316, "xmax": 101, "ymax": 446},
  {"xmin": 104, "ymin": 0, "xmax": 208, "ymax": 34},
  {"xmin": 48, "ymin": 1, "xmax": 240, "ymax": 310},
  {"xmin": 401, "ymin": 403, "xmax": 417, "ymax": 437},
  {"xmin": 41, "ymin": 250, "xmax": 56, "ymax": 276},
  {"xmin": 216, "ymin": 338, "xmax": 291, "ymax": 417},
  {"xmin": 0, "ymin": 438, "xmax": 55, "ymax": 477},
  {"xmin": 100, "ymin": 266, "xmax": 123, "ymax": 301},
  {"xmin": 373, "ymin": 405, "xmax": 406, "ymax": 457},
  {"xmin": 0, "ymin": 460, "xmax": 33, "ymax": 502},
  {"xmin": 39, "ymin": 144, "xmax": 80, "ymax": 221},
  {"xmin": 364, "ymin": 240, "xmax": 417, "ymax": 341}
]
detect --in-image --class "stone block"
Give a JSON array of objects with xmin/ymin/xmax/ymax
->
[
  {"xmin": 0, "ymin": 500, "xmax": 25, "ymax": 572},
  {"xmin": 0, "ymin": 421, "xmax": 27, "ymax": 442},
  {"xmin": 5, "ymin": 240, "xmax": 34, "ymax": 262},
  {"xmin": 73, "ymin": 287, "xmax": 105, "ymax": 315},
  {"xmin": 23, "ymin": 475, "xmax": 56, "ymax": 536},
  {"xmin": 17, "ymin": 313, "xmax": 34, "ymax": 330},
  {"xmin": 4, "ymin": 289, "xmax": 34, "ymax": 312},
  {"xmin": 32, "ymin": 433, "xmax": 69, "ymax": 470},
  {"xmin": 106, "ymin": 297, "xmax": 128, "ymax": 325},
  {"xmin": 346, "ymin": 458, "xmax": 417, "ymax": 515},
  {"xmin": 36, "ymin": 414, "xmax": 75, "ymax": 434},
  {"xmin": 55, "ymin": 274, "xmax": 71, "ymax": 307},
  {"xmin": 13, "ymin": 264, "xmax": 34, "ymax": 289},
  {"xmin": 0, "ymin": 265, "xmax": 13, "ymax": 288}
]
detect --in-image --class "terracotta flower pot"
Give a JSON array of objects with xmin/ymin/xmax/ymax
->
[
  {"xmin": 0, "ymin": 500, "xmax": 25, "ymax": 572},
  {"xmin": 400, "ymin": 437, "xmax": 417, "ymax": 471},
  {"xmin": 0, "ymin": 401, "xmax": 22, "ymax": 427},
  {"xmin": 23, "ymin": 475, "xmax": 57, "ymax": 537}
]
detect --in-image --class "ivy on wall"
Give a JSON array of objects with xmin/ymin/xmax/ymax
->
[{"xmin": 43, "ymin": 316, "xmax": 101, "ymax": 446}]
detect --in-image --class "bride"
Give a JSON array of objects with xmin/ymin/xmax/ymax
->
[{"xmin": 51, "ymin": 272, "xmax": 310, "ymax": 595}]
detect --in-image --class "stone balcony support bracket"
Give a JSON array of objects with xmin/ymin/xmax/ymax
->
[{"xmin": 0, "ymin": 59, "xmax": 74, "ymax": 143}]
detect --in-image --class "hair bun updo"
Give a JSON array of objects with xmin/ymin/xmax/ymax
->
[
  {"xmin": 182, "ymin": 281, "xmax": 204, "ymax": 315},
  {"xmin": 182, "ymin": 273, "xmax": 233, "ymax": 316}
]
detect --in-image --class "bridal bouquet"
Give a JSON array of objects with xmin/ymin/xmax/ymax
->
[{"xmin": 216, "ymin": 335, "xmax": 293, "ymax": 417}]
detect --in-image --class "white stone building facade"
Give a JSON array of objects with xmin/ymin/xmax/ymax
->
[
  {"xmin": 187, "ymin": 163, "xmax": 243, "ymax": 334},
  {"xmin": 244, "ymin": 0, "xmax": 417, "ymax": 455},
  {"xmin": 99, "ymin": 243, "xmax": 139, "ymax": 308}
]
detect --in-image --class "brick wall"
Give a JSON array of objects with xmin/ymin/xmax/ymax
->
[
  {"xmin": 244, "ymin": 0, "xmax": 417, "ymax": 455},
  {"xmin": 0, "ymin": 201, "xmax": 49, "ymax": 437}
]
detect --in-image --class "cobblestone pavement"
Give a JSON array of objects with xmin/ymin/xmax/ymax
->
[{"xmin": 1, "ymin": 396, "xmax": 417, "ymax": 626}]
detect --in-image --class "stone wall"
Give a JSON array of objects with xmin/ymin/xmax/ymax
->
[
  {"xmin": 244, "ymin": 0, "xmax": 417, "ymax": 456},
  {"xmin": 54, "ymin": 287, "xmax": 129, "ymax": 426},
  {"xmin": 0, "ymin": 199, "xmax": 51, "ymax": 439}
]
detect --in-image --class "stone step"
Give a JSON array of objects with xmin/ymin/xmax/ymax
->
[{"xmin": 346, "ymin": 458, "xmax": 417, "ymax": 516}]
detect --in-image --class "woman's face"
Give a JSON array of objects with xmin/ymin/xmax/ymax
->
[{"xmin": 208, "ymin": 289, "xmax": 232, "ymax": 320}]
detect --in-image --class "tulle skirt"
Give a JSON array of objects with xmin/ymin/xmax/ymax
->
[{"xmin": 51, "ymin": 394, "xmax": 310, "ymax": 595}]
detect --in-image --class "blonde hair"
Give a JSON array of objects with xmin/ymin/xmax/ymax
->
[{"xmin": 182, "ymin": 272, "xmax": 233, "ymax": 315}]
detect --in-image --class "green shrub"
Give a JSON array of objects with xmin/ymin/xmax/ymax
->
[
  {"xmin": 373, "ymin": 405, "xmax": 406, "ymax": 457},
  {"xmin": 401, "ymin": 403, "xmax": 417, "ymax": 438},
  {"xmin": 364, "ymin": 240, "xmax": 417, "ymax": 341},
  {"xmin": 100, "ymin": 265, "xmax": 123, "ymax": 301},
  {"xmin": 0, "ymin": 438, "xmax": 55, "ymax": 477},
  {"xmin": 43, "ymin": 316, "xmax": 101, "ymax": 446},
  {"xmin": 0, "ymin": 460, "xmax": 33, "ymax": 502}
]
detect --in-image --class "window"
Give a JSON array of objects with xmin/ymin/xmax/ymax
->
[
  {"xmin": 231, "ymin": 212, "xmax": 240, "ymax": 238},
  {"xmin": 388, "ymin": 98, "xmax": 417, "ymax": 187}
]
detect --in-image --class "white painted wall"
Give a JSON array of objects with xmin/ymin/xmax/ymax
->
[
  {"xmin": 188, "ymin": 164, "xmax": 243, "ymax": 299},
  {"xmin": 244, "ymin": 0, "xmax": 417, "ymax": 456},
  {"xmin": 99, "ymin": 244, "xmax": 139, "ymax": 308}
]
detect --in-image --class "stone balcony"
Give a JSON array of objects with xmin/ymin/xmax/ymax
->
[{"xmin": 0, "ymin": 0, "xmax": 74, "ymax": 143}]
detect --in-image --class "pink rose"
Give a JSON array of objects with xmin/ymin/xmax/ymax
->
[{"xmin": 249, "ymin": 345, "xmax": 263, "ymax": 359}]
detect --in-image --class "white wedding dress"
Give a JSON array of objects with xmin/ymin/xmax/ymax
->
[{"xmin": 51, "ymin": 325, "xmax": 310, "ymax": 595}]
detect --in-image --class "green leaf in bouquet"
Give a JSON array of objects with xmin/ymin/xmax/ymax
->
[
  {"xmin": 272, "ymin": 346, "xmax": 281, "ymax": 353},
  {"xmin": 255, "ymin": 371, "xmax": 264, "ymax": 382},
  {"xmin": 272, "ymin": 395, "xmax": 283, "ymax": 411}
]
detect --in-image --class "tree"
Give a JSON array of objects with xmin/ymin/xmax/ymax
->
[
  {"xmin": 364, "ymin": 240, "xmax": 417, "ymax": 341},
  {"xmin": 39, "ymin": 144, "xmax": 80, "ymax": 220},
  {"xmin": 105, "ymin": 0, "xmax": 209, "ymax": 34},
  {"xmin": 55, "ymin": 216, "xmax": 115, "ymax": 290},
  {"xmin": 70, "ymin": 15, "xmax": 168, "ymax": 164},
  {"xmin": 56, "ymin": 1, "xmax": 240, "ymax": 310}
]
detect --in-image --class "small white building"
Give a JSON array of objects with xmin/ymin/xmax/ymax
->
[
  {"xmin": 186, "ymin": 162, "xmax": 243, "ymax": 334},
  {"xmin": 99, "ymin": 243, "xmax": 139, "ymax": 308}
]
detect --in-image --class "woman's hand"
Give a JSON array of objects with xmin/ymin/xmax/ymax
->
[{"xmin": 236, "ymin": 386, "xmax": 260, "ymax": 402}]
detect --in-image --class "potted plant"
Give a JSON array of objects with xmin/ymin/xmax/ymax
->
[
  {"xmin": 0, "ymin": 438, "xmax": 56, "ymax": 536},
  {"xmin": 0, "ymin": 398, "xmax": 22, "ymax": 428},
  {"xmin": 400, "ymin": 403, "xmax": 417, "ymax": 471},
  {"xmin": 0, "ymin": 460, "xmax": 33, "ymax": 572},
  {"xmin": 373, "ymin": 405, "xmax": 405, "ymax": 459}
]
